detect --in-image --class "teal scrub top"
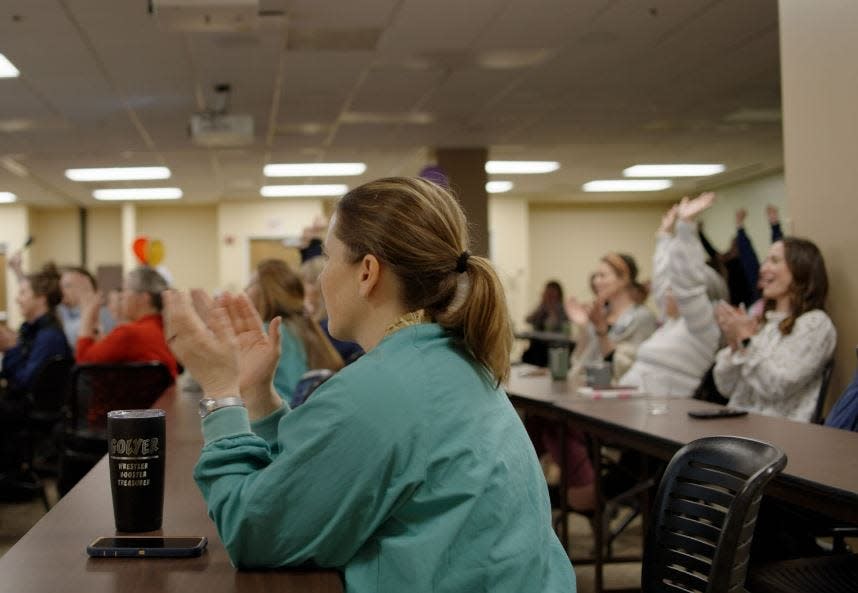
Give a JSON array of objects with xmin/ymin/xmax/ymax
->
[
  {"xmin": 195, "ymin": 323, "xmax": 575, "ymax": 593},
  {"xmin": 271, "ymin": 324, "xmax": 308, "ymax": 407}
]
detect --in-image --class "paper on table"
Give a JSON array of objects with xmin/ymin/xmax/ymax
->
[{"xmin": 577, "ymin": 386, "xmax": 644, "ymax": 399}]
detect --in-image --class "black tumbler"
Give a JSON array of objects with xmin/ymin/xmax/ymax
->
[{"xmin": 107, "ymin": 409, "xmax": 166, "ymax": 532}]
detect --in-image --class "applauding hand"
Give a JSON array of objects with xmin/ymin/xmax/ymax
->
[
  {"xmin": 677, "ymin": 192, "xmax": 716, "ymax": 223},
  {"xmin": 565, "ymin": 297, "xmax": 591, "ymax": 329},
  {"xmin": 164, "ymin": 290, "xmax": 283, "ymax": 420},
  {"xmin": 715, "ymin": 301, "xmax": 758, "ymax": 351}
]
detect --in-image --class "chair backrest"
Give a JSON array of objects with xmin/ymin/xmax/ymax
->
[
  {"xmin": 28, "ymin": 355, "xmax": 74, "ymax": 417},
  {"xmin": 68, "ymin": 362, "xmax": 174, "ymax": 431},
  {"xmin": 642, "ymin": 436, "xmax": 787, "ymax": 593},
  {"xmin": 811, "ymin": 358, "xmax": 836, "ymax": 424}
]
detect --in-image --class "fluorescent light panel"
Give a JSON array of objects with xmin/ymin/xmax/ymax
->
[
  {"xmin": 93, "ymin": 188, "xmax": 182, "ymax": 201},
  {"xmin": 486, "ymin": 181, "xmax": 514, "ymax": 194},
  {"xmin": 263, "ymin": 163, "xmax": 366, "ymax": 177},
  {"xmin": 0, "ymin": 192, "xmax": 17, "ymax": 203},
  {"xmin": 485, "ymin": 160, "xmax": 559, "ymax": 174},
  {"xmin": 66, "ymin": 166, "xmax": 171, "ymax": 181},
  {"xmin": 261, "ymin": 184, "xmax": 348, "ymax": 198},
  {"xmin": 0, "ymin": 53, "xmax": 19, "ymax": 78},
  {"xmin": 623, "ymin": 164, "xmax": 725, "ymax": 177},
  {"xmin": 583, "ymin": 180, "xmax": 672, "ymax": 192}
]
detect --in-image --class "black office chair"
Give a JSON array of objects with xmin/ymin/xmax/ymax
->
[
  {"xmin": 0, "ymin": 355, "xmax": 73, "ymax": 509},
  {"xmin": 27, "ymin": 355, "xmax": 75, "ymax": 474},
  {"xmin": 642, "ymin": 436, "xmax": 786, "ymax": 593},
  {"xmin": 58, "ymin": 361, "xmax": 173, "ymax": 496},
  {"xmin": 810, "ymin": 357, "xmax": 835, "ymax": 424}
]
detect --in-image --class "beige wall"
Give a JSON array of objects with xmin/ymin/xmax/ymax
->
[
  {"xmin": 780, "ymin": 0, "xmax": 858, "ymax": 402},
  {"xmin": 0, "ymin": 204, "xmax": 30, "ymax": 327},
  {"xmin": 137, "ymin": 205, "xmax": 219, "ymax": 291},
  {"xmin": 699, "ymin": 173, "xmax": 787, "ymax": 254},
  {"xmin": 29, "ymin": 207, "xmax": 80, "ymax": 268},
  {"xmin": 217, "ymin": 199, "xmax": 325, "ymax": 293},
  {"xmin": 527, "ymin": 201, "xmax": 669, "ymax": 319},
  {"xmin": 488, "ymin": 196, "xmax": 530, "ymax": 332}
]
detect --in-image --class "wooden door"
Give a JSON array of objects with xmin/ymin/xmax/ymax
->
[{"xmin": 249, "ymin": 239, "xmax": 302, "ymax": 274}]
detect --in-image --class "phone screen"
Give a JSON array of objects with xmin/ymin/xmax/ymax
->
[{"xmin": 91, "ymin": 537, "xmax": 204, "ymax": 549}]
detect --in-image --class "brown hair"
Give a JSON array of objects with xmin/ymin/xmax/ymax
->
[
  {"xmin": 250, "ymin": 259, "xmax": 343, "ymax": 371},
  {"xmin": 602, "ymin": 252, "xmax": 649, "ymax": 304},
  {"xmin": 26, "ymin": 262, "xmax": 63, "ymax": 310},
  {"xmin": 334, "ymin": 176, "xmax": 513, "ymax": 384},
  {"xmin": 765, "ymin": 237, "xmax": 829, "ymax": 335}
]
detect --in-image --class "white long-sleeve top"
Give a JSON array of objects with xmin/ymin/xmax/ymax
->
[
  {"xmin": 713, "ymin": 309, "xmax": 836, "ymax": 421},
  {"xmin": 620, "ymin": 221, "xmax": 722, "ymax": 396}
]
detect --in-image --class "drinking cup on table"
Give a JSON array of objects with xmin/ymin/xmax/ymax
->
[
  {"xmin": 107, "ymin": 409, "xmax": 166, "ymax": 532},
  {"xmin": 640, "ymin": 373, "xmax": 670, "ymax": 416},
  {"xmin": 548, "ymin": 345, "xmax": 570, "ymax": 380},
  {"xmin": 585, "ymin": 361, "xmax": 612, "ymax": 388}
]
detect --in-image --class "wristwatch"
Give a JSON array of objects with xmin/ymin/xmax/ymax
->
[{"xmin": 199, "ymin": 397, "xmax": 245, "ymax": 419}]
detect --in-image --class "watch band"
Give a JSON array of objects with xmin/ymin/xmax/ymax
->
[{"xmin": 199, "ymin": 396, "xmax": 245, "ymax": 419}]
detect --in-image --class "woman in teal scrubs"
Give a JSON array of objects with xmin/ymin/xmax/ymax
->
[{"xmin": 165, "ymin": 177, "xmax": 575, "ymax": 593}]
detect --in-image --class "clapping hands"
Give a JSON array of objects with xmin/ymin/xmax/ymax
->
[
  {"xmin": 715, "ymin": 301, "xmax": 758, "ymax": 350},
  {"xmin": 163, "ymin": 289, "xmax": 284, "ymax": 420}
]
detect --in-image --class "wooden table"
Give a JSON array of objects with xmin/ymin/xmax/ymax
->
[
  {"xmin": 505, "ymin": 365, "xmax": 858, "ymax": 593},
  {"xmin": 0, "ymin": 389, "xmax": 343, "ymax": 593}
]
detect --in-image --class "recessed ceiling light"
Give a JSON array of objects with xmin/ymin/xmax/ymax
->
[
  {"xmin": 0, "ymin": 192, "xmax": 17, "ymax": 203},
  {"xmin": 0, "ymin": 53, "xmax": 20, "ymax": 78},
  {"xmin": 623, "ymin": 164, "xmax": 725, "ymax": 177},
  {"xmin": 485, "ymin": 161, "xmax": 560, "ymax": 174},
  {"xmin": 263, "ymin": 163, "xmax": 366, "ymax": 177},
  {"xmin": 261, "ymin": 184, "xmax": 348, "ymax": 197},
  {"xmin": 582, "ymin": 180, "xmax": 672, "ymax": 192},
  {"xmin": 486, "ymin": 181, "xmax": 514, "ymax": 193},
  {"xmin": 93, "ymin": 188, "xmax": 183, "ymax": 201},
  {"xmin": 66, "ymin": 167, "xmax": 171, "ymax": 181}
]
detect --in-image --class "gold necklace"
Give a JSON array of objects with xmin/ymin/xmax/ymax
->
[{"xmin": 383, "ymin": 309, "xmax": 429, "ymax": 338}]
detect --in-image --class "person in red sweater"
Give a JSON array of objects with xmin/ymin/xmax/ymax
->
[{"xmin": 76, "ymin": 267, "xmax": 178, "ymax": 424}]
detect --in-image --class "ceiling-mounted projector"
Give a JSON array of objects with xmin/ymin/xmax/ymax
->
[
  {"xmin": 189, "ymin": 83, "xmax": 254, "ymax": 147},
  {"xmin": 190, "ymin": 113, "xmax": 254, "ymax": 147}
]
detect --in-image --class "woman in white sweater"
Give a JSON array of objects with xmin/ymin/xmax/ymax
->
[
  {"xmin": 620, "ymin": 193, "xmax": 727, "ymax": 395},
  {"xmin": 713, "ymin": 236, "xmax": 836, "ymax": 421}
]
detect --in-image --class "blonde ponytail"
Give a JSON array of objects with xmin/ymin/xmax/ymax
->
[{"xmin": 334, "ymin": 177, "xmax": 512, "ymax": 385}]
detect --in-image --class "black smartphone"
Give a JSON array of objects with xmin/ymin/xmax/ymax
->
[
  {"xmin": 86, "ymin": 536, "xmax": 208, "ymax": 558},
  {"xmin": 688, "ymin": 408, "xmax": 749, "ymax": 419}
]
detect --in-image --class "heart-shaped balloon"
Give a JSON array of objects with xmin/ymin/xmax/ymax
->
[
  {"xmin": 146, "ymin": 239, "xmax": 165, "ymax": 267},
  {"xmin": 132, "ymin": 236, "xmax": 149, "ymax": 264}
]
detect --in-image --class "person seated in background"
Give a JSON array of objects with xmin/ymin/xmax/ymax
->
[
  {"xmin": 713, "ymin": 237, "xmax": 835, "ymax": 421},
  {"xmin": 0, "ymin": 263, "xmax": 71, "ymax": 482},
  {"xmin": 76, "ymin": 267, "xmax": 177, "ymax": 385},
  {"xmin": 620, "ymin": 193, "xmax": 727, "ymax": 396},
  {"xmin": 521, "ymin": 280, "xmax": 569, "ymax": 367},
  {"xmin": 57, "ymin": 266, "xmax": 116, "ymax": 350},
  {"xmin": 567, "ymin": 253, "xmax": 657, "ymax": 383},
  {"xmin": 0, "ymin": 263, "xmax": 72, "ymax": 397},
  {"xmin": 301, "ymin": 255, "xmax": 363, "ymax": 364},
  {"xmin": 246, "ymin": 259, "xmax": 344, "ymax": 407},
  {"xmin": 163, "ymin": 176, "xmax": 575, "ymax": 592}
]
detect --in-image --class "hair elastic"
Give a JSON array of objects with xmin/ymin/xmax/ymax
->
[{"xmin": 455, "ymin": 251, "xmax": 470, "ymax": 274}]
